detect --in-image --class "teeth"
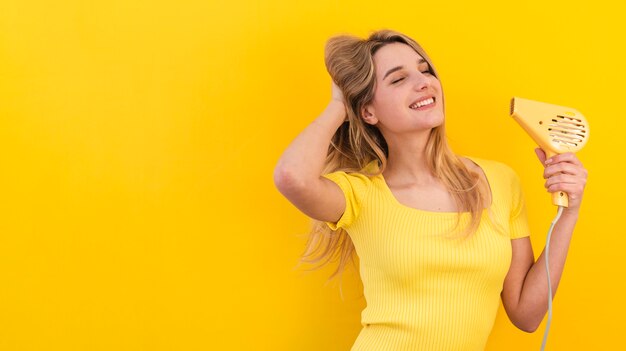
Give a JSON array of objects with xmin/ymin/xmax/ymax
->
[{"xmin": 411, "ymin": 97, "xmax": 434, "ymax": 109}]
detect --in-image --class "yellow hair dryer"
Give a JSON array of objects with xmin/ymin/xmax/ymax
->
[{"xmin": 510, "ymin": 97, "xmax": 590, "ymax": 207}]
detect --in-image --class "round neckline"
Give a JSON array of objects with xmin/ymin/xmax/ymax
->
[{"xmin": 377, "ymin": 156, "xmax": 494, "ymax": 216}]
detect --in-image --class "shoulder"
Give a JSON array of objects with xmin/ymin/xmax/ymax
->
[
  {"xmin": 461, "ymin": 156, "xmax": 518, "ymax": 180},
  {"xmin": 321, "ymin": 161, "xmax": 380, "ymax": 230},
  {"xmin": 461, "ymin": 156, "xmax": 524, "ymax": 201},
  {"xmin": 322, "ymin": 160, "xmax": 379, "ymax": 194},
  {"xmin": 323, "ymin": 159, "xmax": 380, "ymax": 180},
  {"xmin": 322, "ymin": 169, "xmax": 374, "ymax": 188}
]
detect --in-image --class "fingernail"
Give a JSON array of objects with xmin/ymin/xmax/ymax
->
[{"xmin": 545, "ymin": 158, "xmax": 552, "ymax": 165}]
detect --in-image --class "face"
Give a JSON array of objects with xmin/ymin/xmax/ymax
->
[{"xmin": 362, "ymin": 42, "xmax": 444, "ymax": 134}]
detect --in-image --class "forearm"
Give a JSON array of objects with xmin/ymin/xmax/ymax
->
[
  {"xmin": 274, "ymin": 101, "xmax": 346, "ymax": 185},
  {"xmin": 517, "ymin": 207, "xmax": 579, "ymax": 331}
]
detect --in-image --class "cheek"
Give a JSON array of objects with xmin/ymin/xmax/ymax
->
[
  {"xmin": 370, "ymin": 93, "xmax": 387, "ymax": 112},
  {"xmin": 431, "ymin": 78, "xmax": 442, "ymax": 92},
  {"xmin": 373, "ymin": 90, "xmax": 399, "ymax": 110},
  {"xmin": 375, "ymin": 99, "xmax": 398, "ymax": 116}
]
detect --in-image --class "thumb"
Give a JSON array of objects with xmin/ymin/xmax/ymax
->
[{"xmin": 534, "ymin": 147, "xmax": 547, "ymax": 165}]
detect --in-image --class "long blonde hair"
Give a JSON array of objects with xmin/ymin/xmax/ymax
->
[{"xmin": 300, "ymin": 30, "xmax": 489, "ymax": 284}]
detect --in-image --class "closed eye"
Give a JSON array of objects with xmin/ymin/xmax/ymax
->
[
  {"xmin": 391, "ymin": 77, "xmax": 405, "ymax": 84},
  {"xmin": 419, "ymin": 62, "xmax": 432, "ymax": 75}
]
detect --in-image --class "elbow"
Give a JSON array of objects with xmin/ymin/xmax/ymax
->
[
  {"xmin": 273, "ymin": 165, "xmax": 306, "ymax": 196},
  {"xmin": 513, "ymin": 317, "xmax": 541, "ymax": 333},
  {"xmin": 506, "ymin": 305, "xmax": 541, "ymax": 333},
  {"xmin": 517, "ymin": 322, "xmax": 539, "ymax": 334}
]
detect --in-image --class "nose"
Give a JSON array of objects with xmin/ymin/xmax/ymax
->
[{"xmin": 412, "ymin": 72, "xmax": 430, "ymax": 91}]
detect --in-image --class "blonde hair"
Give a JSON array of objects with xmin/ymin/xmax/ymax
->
[{"xmin": 300, "ymin": 29, "xmax": 490, "ymax": 284}]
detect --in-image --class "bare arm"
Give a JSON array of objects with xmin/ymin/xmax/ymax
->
[
  {"xmin": 273, "ymin": 83, "xmax": 348, "ymax": 223},
  {"xmin": 501, "ymin": 150, "xmax": 588, "ymax": 332}
]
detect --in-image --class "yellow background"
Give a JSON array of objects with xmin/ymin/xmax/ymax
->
[{"xmin": 0, "ymin": 0, "xmax": 623, "ymax": 350}]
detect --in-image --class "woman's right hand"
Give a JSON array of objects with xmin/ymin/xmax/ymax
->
[
  {"xmin": 330, "ymin": 81, "xmax": 348, "ymax": 121},
  {"xmin": 331, "ymin": 81, "xmax": 345, "ymax": 104}
]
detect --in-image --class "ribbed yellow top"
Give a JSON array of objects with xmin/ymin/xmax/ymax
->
[{"xmin": 322, "ymin": 157, "xmax": 530, "ymax": 351}]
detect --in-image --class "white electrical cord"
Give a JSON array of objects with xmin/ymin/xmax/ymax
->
[{"xmin": 540, "ymin": 205, "xmax": 564, "ymax": 351}]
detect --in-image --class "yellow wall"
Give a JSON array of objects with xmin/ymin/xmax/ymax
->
[{"xmin": 0, "ymin": 0, "xmax": 623, "ymax": 349}]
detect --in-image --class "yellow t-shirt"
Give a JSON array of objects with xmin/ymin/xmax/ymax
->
[{"xmin": 322, "ymin": 157, "xmax": 530, "ymax": 351}]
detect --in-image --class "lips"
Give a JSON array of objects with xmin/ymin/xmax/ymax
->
[{"xmin": 409, "ymin": 96, "xmax": 436, "ymax": 109}]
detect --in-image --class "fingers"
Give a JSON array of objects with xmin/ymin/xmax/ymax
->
[
  {"xmin": 540, "ymin": 152, "xmax": 588, "ymax": 210},
  {"xmin": 544, "ymin": 173, "xmax": 587, "ymax": 192},
  {"xmin": 543, "ymin": 152, "xmax": 588, "ymax": 179},
  {"xmin": 544, "ymin": 152, "xmax": 583, "ymax": 167},
  {"xmin": 331, "ymin": 81, "xmax": 345, "ymax": 104},
  {"xmin": 543, "ymin": 161, "xmax": 587, "ymax": 178}
]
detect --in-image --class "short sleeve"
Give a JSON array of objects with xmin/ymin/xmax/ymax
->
[
  {"xmin": 509, "ymin": 169, "xmax": 531, "ymax": 239},
  {"xmin": 321, "ymin": 171, "xmax": 372, "ymax": 230}
]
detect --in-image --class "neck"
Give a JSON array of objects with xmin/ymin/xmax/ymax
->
[{"xmin": 382, "ymin": 129, "xmax": 436, "ymax": 185}]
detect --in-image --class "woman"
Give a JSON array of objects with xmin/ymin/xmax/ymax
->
[{"xmin": 273, "ymin": 29, "xmax": 587, "ymax": 350}]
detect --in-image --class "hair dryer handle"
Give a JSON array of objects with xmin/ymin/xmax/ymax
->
[
  {"xmin": 545, "ymin": 150, "xmax": 569, "ymax": 207},
  {"xmin": 552, "ymin": 191, "xmax": 569, "ymax": 207}
]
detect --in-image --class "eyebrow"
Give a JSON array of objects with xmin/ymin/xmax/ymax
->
[{"xmin": 382, "ymin": 58, "xmax": 427, "ymax": 80}]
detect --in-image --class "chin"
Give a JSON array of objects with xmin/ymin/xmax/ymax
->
[{"xmin": 424, "ymin": 110, "xmax": 445, "ymax": 128}]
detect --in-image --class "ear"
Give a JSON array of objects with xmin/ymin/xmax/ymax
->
[{"xmin": 361, "ymin": 105, "xmax": 378, "ymax": 125}]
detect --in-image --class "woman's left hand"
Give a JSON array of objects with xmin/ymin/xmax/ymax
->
[{"xmin": 535, "ymin": 148, "xmax": 588, "ymax": 212}]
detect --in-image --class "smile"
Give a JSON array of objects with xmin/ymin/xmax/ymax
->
[{"xmin": 409, "ymin": 97, "xmax": 435, "ymax": 109}]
